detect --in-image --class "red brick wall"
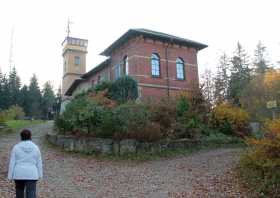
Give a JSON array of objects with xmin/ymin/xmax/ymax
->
[
  {"xmin": 109, "ymin": 36, "xmax": 199, "ymax": 99},
  {"xmin": 85, "ymin": 36, "xmax": 200, "ymax": 99}
]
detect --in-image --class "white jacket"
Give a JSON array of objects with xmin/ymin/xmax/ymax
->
[{"xmin": 8, "ymin": 140, "xmax": 43, "ymax": 180}]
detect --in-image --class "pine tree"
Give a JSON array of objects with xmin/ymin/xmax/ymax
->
[
  {"xmin": 0, "ymin": 70, "xmax": 3, "ymax": 110},
  {"xmin": 253, "ymin": 41, "xmax": 270, "ymax": 74},
  {"xmin": 41, "ymin": 81, "xmax": 55, "ymax": 119},
  {"xmin": 214, "ymin": 53, "xmax": 230, "ymax": 104},
  {"xmin": 19, "ymin": 85, "xmax": 30, "ymax": 116},
  {"xmin": 28, "ymin": 74, "xmax": 42, "ymax": 118},
  {"xmin": 8, "ymin": 67, "xmax": 21, "ymax": 106},
  {"xmin": 228, "ymin": 42, "xmax": 251, "ymax": 106},
  {"xmin": 54, "ymin": 85, "xmax": 62, "ymax": 115},
  {"xmin": 0, "ymin": 74, "xmax": 10, "ymax": 110}
]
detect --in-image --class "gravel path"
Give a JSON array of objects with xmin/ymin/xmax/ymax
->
[{"xmin": 0, "ymin": 122, "xmax": 247, "ymax": 198}]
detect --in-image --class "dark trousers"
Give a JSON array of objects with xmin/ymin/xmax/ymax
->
[{"xmin": 15, "ymin": 180, "xmax": 37, "ymax": 198}]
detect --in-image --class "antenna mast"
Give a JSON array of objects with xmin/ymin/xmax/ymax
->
[
  {"xmin": 66, "ymin": 18, "xmax": 73, "ymax": 37},
  {"xmin": 9, "ymin": 26, "xmax": 15, "ymax": 72}
]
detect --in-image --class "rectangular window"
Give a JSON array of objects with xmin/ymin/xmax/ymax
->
[
  {"xmin": 176, "ymin": 65, "xmax": 185, "ymax": 80},
  {"xmin": 75, "ymin": 56, "xmax": 80, "ymax": 65},
  {"xmin": 151, "ymin": 60, "xmax": 160, "ymax": 77},
  {"xmin": 115, "ymin": 64, "xmax": 121, "ymax": 79}
]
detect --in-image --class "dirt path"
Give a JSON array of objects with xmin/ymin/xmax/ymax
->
[{"xmin": 0, "ymin": 122, "xmax": 247, "ymax": 198}]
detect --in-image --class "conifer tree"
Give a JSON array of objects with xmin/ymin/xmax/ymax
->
[
  {"xmin": 253, "ymin": 41, "xmax": 270, "ymax": 74},
  {"xmin": 20, "ymin": 85, "xmax": 30, "ymax": 116},
  {"xmin": 28, "ymin": 74, "xmax": 42, "ymax": 117},
  {"xmin": 214, "ymin": 53, "xmax": 230, "ymax": 104},
  {"xmin": 41, "ymin": 81, "xmax": 55, "ymax": 119},
  {"xmin": 0, "ymin": 74, "xmax": 10, "ymax": 110},
  {"xmin": 228, "ymin": 42, "xmax": 251, "ymax": 106},
  {"xmin": 8, "ymin": 67, "xmax": 21, "ymax": 106}
]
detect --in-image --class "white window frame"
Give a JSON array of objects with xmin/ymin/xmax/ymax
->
[
  {"xmin": 176, "ymin": 58, "xmax": 185, "ymax": 80},
  {"xmin": 151, "ymin": 53, "xmax": 160, "ymax": 77}
]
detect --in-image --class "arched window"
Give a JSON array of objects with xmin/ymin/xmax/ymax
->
[
  {"xmin": 151, "ymin": 53, "xmax": 160, "ymax": 77},
  {"xmin": 176, "ymin": 58, "xmax": 185, "ymax": 80}
]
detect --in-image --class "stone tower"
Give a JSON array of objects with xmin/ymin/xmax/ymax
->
[{"xmin": 62, "ymin": 37, "xmax": 88, "ymax": 97}]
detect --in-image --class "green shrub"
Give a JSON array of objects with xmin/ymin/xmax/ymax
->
[
  {"xmin": 110, "ymin": 76, "xmax": 138, "ymax": 103},
  {"xmin": 95, "ymin": 110, "xmax": 116, "ymax": 138},
  {"xmin": 110, "ymin": 102, "xmax": 165, "ymax": 142},
  {"xmin": 54, "ymin": 116, "xmax": 74, "ymax": 134},
  {"xmin": 239, "ymin": 118, "xmax": 280, "ymax": 197},
  {"xmin": 147, "ymin": 98, "xmax": 177, "ymax": 138},
  {"xmin": 94, "ymin": 81, "xmax": 113, "ymax": 93},
  {"xmin": 173, "ymin": 122, "xmax": 201, "ymax": 139},
  {"xmin": 4, "ymin": 105, "xmax": 25, "ymax": 120},
  {"xmin": 174, "ymin": 94, "xmax": 210, "ymax": 139},
  {"xmin": 112, "ymin": 102, "xmax": 150, "ymax": 134},
  {"xmin": 74, "ymin": 90, "xmax": 88, "ymax": 99},
  {"xmin": 75, "ymin": 77, "xmax": 138, "ymax": 104},
  {"xmin": 74, "ymin": 81, "xmax": 112, "ymax": 100},
  {"xmin": 131, "ymin": 122, "xmax": 162, "ymax": 142},
  {"xmin": 176, "ymin": 96, "xmax": 189, "ymax": 117},
  {"xmin": 210, "ymin": 103, "xmax": 250, "ymax": 137},
  {"xmin": 0, "ymin": 112, "xmax": 7, "ymax": 126},
  {"xmin": 56, "ymin": 97, "xmax": 106, "ymax": 135}
]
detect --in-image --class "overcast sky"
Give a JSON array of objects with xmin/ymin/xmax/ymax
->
[{"xmin": 0, "ymin": 0, "xmax": 279, "ymax": 91}]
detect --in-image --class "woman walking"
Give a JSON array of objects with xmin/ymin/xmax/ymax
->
[{"xmin": 8, "ymin": 129, "xmax": 43, "ymax": 198}]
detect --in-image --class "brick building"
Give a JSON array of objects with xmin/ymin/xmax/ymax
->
[{"xmin": 61, "ymin": 29, "xmax": 207, "ymax": 109}]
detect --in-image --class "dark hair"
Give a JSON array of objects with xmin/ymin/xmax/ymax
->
[{"xmin": 20, "ymin": 129, "xmax": 32, "ymax": 141}]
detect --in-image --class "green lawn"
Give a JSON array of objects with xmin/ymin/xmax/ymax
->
[{"xmin": 6, "ymin": 120, "xmax": 45, "ymax": 130}]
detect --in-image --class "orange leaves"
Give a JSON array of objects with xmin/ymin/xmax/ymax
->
[
  {"xmin": 211, "ymin": 103, "xmax": 250, "ymax": 137},
  {"xmin": 240, "ymin": 119, "xmax": 280, "ymax": 196},
  {"xmin": 266, "ymin": 118, "xmax": 280, "ymax": 137},
  {"xmin": 88, "ymin": 89, "xmax": 117, "ymax": 109},
  {"xmin": 245, "ymin": 118, "xmax": 280, "ymax": 162},
  {"xmin": 213, "ymin": 103, "xmax": 249, "ymax": 127},
  {"xmin": 263, "ymin": 69, "xmax": 280, "ymax": 89}
]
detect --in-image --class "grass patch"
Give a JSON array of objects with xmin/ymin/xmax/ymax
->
[
  {"xmin": 104, "ymin": 147, "xmax": 199, "ymax": 161},
  {"xmin": 6, "ymin": 120, "xmax": 45, "ymax": 130}
]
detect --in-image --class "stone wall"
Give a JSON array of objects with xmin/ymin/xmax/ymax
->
[{"xmin": 46, "ymin": 133, "xmax": 200, "ymax": 155}]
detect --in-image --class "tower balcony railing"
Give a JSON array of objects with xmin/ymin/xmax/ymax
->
[{"xmin": 62, "ymin": 37, "xmax": 88, "ymax": 48}]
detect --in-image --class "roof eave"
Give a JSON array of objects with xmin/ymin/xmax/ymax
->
[
  {"xmin": 100, "ymin": 29, "xmax": 208, "ymax": 56},
  {"xmin": 81, "ymin": 58, "xmax": 110, "ymax": 79},
  {"xmin": 65, "ymin": 78, "xmax": 85, "ymax": 96},
  {"xmin": 100, "ymin": 29, "xmax": 136, "ymax": 56}
]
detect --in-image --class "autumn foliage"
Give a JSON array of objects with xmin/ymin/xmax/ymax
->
[
  {"xmin": 88, "ymin": 89, "xmax": 117, "ymax": 109},
  {"xmin": 263, "ymin": 69, "xmax": 280, "ymax": 89},
  {"xmin": 211, "ymin": 103, "xmax": 250, "ymax": 137},
  {"xmin": 241, "ymin": 68, "xmax": 280, "ymax": 121},
  {"xmin": 240, "ymin": 118, "xmax": 280, "ymax": 196}
]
